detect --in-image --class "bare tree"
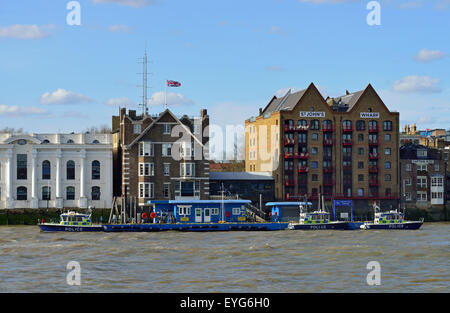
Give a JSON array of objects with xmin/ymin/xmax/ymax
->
[{"xmin": 0, "ymin": 127, "xmax": 24, "ymax": 133}]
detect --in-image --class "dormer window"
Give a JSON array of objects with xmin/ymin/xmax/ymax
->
[
  {"xmin": 163, "ymin": 124, "xmax": 171, "ymax": 135},
  {"xmin": 133, "ymin": 124, "xmax": 141, "ymax": 134},
  {"xmin": 17, "ymin": 139, "xmax": 27, "ymax": 145},
  {"xmin": 417, "ymin": 150, "xmax": 427, "ymax": 158}
]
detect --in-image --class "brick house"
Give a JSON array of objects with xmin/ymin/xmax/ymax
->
[{"xmin": 112, "ymin": 108, "xmax": 210, "ymax": 206}]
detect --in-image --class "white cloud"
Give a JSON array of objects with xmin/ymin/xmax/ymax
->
[
  {"xmin": 147, "ymin": 91, "xmax": 194, "ymax": 107},
  {"xmin": 40, "ymin": 89, "xmax": 93, "ymax": 105},
  {"xmin": 108, "ymin": 25, "xmax": 131, "ymax": 33},
  {"xmin": 0, "ymin": 24, "xmax": 55, "ymax": 40},
  {"xmin": 269, "ymin": 26, "xmax": 285, "ymax": 35},
  {"xmin": 414, "ymin": 49, "xmax": 447, "ymax": 62},
  {"xmin": 93, "ymin": 0, "xmax": 155, "ymax": 7},
  {"xmin": 392, "ymin": 76, "xmax": 441, "ymax": 93},
  {"xmin": 105, "ymin": 97, "xmax": 135, "ymax": 107},
  {"xmin": 266, "ymin": 66, "xmax": 285, "ymax": 72},
  {"xmin": 0, "ymin": 105, "xmax": 49, "ymax": 116}
]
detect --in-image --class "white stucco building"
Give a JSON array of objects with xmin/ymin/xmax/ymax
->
[{"xmin": 0, "ymin": 132, "xmax": 113, "ymax": 209}]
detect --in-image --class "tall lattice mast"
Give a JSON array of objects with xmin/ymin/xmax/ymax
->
[{"xmin": 138, "ymin": 49, "xmax": 149, "ymax": 116}]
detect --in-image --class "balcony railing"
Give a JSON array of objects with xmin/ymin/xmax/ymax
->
[
  {"xmin": 368, "ymin": 166, "xmax": 379, "ymax": 173},
  {"xmin": 369, "ymin": 153, "xmax": 379, "ymax": 160},
  {"xmin": 284, "ymin": 138, "xmax": 296, "ymax": 146},
  {"xmin": 298, "ymin": 152, "xmax": 309, "ymax": 159},
  {"xmin": 296, "ymin": 125, "xmax": 309, "ymax": 132},
  {"xmin": 323, "ymin": 166, "xmax": 334, "ymax": 173},
  {"xmin": 298, "ymin": 166, "xmax": 309, "ymax": 173},
  {"xmin": 368, "ymin": 125, "xmax": 379, "ymax": 133},
  {"xmin": 342, "ymin": 125, "xmax": 353, "ymax": 132},
  {"xmin": 323, "ymin": 179, "xmax": 334, "ymax": 186},
  {"xmin": 323, "ymin": 138, "xmax": 334, "ymax": 146},
  {"xmin": 342, "ymin": 139, "xmax": 353, "ymax": 146},
  {"xmin": 369, "ymin": 179, "xmax": 380, "ymax": 187},
  {"xmin": 284, "ymin": 125, "xmax": 295, "ymax": 132},
  {"xmin": 323, "ymin": 124, "xmax": 334, "ymax": 132}
]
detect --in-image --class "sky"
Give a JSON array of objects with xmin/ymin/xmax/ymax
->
[{"xmin": 0, "ymin": 0, "xmax": 449, "ymax": 152}]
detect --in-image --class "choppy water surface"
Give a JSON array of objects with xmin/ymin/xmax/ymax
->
[{"xmin": 0, "ymin": 223, "xmax": 448, "ymax": 292}]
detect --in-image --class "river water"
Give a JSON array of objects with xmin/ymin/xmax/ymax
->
[{"xmin": 0, "ymin": 223, "xmax": 448, "ymax": 293}]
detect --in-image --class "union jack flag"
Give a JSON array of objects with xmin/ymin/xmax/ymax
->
[{"xmin": 167, "ymin": 80, "xmax": 181, "ymax": 87}]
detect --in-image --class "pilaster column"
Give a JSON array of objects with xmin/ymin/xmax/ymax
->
[
  {"xmin": 55, "ymin": 149, "xmax": 63, "ymax": 209},
  {"xmin": 30, "ymin": 148, "xmax": 38, "ymax": 208},
  {"xmin": 79, "ymin": 149, "xmax": 87, "ymax": 208},
  {"xmin": 6, "ymin": 148, "xmax": 14, "ymax": 209}
]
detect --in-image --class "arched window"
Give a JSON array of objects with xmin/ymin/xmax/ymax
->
[
  {"xmin": 41, "ymin": 139, "xmax": 50, "ymax": 144},
  {"xmin": 342, "ymin": 120, "xmax": 352, "ymax": 131},
  {"xmin": 383, "ymin": 121, "xmax": 393, "ymax": 131},
  {"xmin": 67, "ymin": 139, "xmax": 74, "ymax": 144},
  {"xmin": 67, "ymin": 161, "xmax": 75, "ymax": 180},
  {"xmin": 356, "ymin": 120, "xmax": 365, "ymax": 131},
  {"xmin": 42, "ymin": 186, "xmax": 51, "ymax": 200},
  {"xmin": 92, "ymin": 161, "xmax": 100, "ymax": 180},
  {"xmin": 42, "ymin": 160, "xmax": 51, "ymax": 180},
  {"xmin": 92, "ymin": 140, "xmax": 100, "ymax": 144},
  {"xmin": 17, "ymin": 186, "xmax": 27, "ymax": 200},
  {"xmin": 369, "ymin": 120, "xmax": 378, "ymax": 132},
  {"xmin": 91, "ymin": 186, "xmax": 101, "ymax": 201},
  {"xmin": 66, "ymin": 186, "xmax": 75, "ymax": 200},
  {"xmin": 310, "ymin": 120, "xmax": 320, "ymax": 130}
]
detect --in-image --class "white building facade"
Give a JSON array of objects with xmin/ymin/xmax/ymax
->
[{"xmin": 0, "ymin": 133, "xmax": 113, "ymax": 209}]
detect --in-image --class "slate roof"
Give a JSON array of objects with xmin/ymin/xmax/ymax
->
[
  {"xmin": 209, "ymin": 171, "xmax": 274, "ymax": 181},
  {"xmin": 262, "ymin": 88, "xmax": 308, "ymax": 115}
]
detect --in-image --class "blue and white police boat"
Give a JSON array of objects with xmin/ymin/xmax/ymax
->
[
  {"xmin": 38, "ymin": 210, "xmax": 103, "ymax": 232},
  {"xmin": 288, "ymin": 197, "xmax": 348, "ymax": 230},
  {"xmin": 360, "ymin": 204, "xmax": 423, "ymax": 230}
]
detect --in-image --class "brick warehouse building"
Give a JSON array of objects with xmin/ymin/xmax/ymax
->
[
  {"xmin": 245, "ymin": 83, "xmax": 400, "ymax": 215},
  {"xmin": 112, "ymin": 108, "xmax": 210, "ymax": 206}
]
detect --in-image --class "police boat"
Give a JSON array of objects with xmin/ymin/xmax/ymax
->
[
  {"xmin": 288, "ymin": 195, "xmax": 348, "ymax": 230},
  {"xmin": 360, "ymin": 204, "xmax": 423, "ymax": 230},
  {"xmin": 38, "ymin": 209, "xmax": 103, "ymax": 232}
]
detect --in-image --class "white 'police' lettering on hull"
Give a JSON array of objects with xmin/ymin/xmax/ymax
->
[
  {"xmin": 300, "ymin": 112, "xmax": 325, "ymax": 118},
  {"xmin": 360, "ymin": 112, "xmax": 380, "ymax": 118}
]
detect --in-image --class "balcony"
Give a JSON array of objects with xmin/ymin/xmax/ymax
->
[
  {"xmin": 369, "ymin": 179, "xmax": 380, "ymax": 187},
  {"xmin": 296, "ymin": 125, "xmax": 309, "ymax": 132},
  {"xmin": 323, "ymin": 138, "xmax": 334, "ymax": 146},
  {"xmin": 298, "ymin": 152, "xmax": 309, "ymax": 160},
  {"xmin": 284, "ymin": 125, "xmax": 295, "ymax": 132},
  {"xmin": 334, "ymin": 192, "xmax": 399, "ymax": 200},
  {"xmin": 298, "ymin": 140, "xmax": 307, "ymax": 147},
  {"xmin": 323, "ymin": 124, "xmax": 334, "ymax": 132},
  {"xmin": 342, "ymin": 125, "xmax": 353, "ymax": 132},
  {"xmin": 298, "ymin": 178, "xmax": 307, "ymax": 185},
  {"xmin": 298, "ymin": 166, "xmax": 309, "ymax": 173},
  {"xmin": 284, "ymin": 166, "xmax": 294, "ymax": 173},
  {"xmin": 323, "ymin": 166, "xmax": 334, "ymax": 173},
  {"xmin": 369, "ymin": 153, "xmax": 379, "ymax": 160},
  {"xmin": 323, "ymin": 179, "xmax": 334, "ymax": 186},
  {"xmin": 342, "ymin": 139, "xmax": 353, "ymax": 146},
  {"xmin": 343, "ymin": 152, "xmax": 352, "ymax": 160},
  {"xmin": 284, "ymin": 138, "xmax": 296, "ymax": 146},
  {"xmin": 368, "ymin": 166, "xmax": 379, "ymax": 173},
  {"xmin": 284, "ymin": 153, "xmax": 294, "ymax": 159},
  {"xmin": 368, "ymin": 125, "xmax": 379, "ymax": 133},
  {"xmin": 285, "ymin": 180, "xmax": 296, "ymax": 187},
  {"xmin": 368, "ymin": 139, "xmax": 378, "ymax": 146}
]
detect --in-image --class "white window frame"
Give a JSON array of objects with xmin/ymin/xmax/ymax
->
[
  {"xmin": 163, "ymin": 183, "xmax": 170, "ymax": 198},
  {"xmin": 211, "ymin": 208, "xmax": 219, "ymax": 215},
  {"xmin": 163, "ymin": 163, "xmax": 170, "ymax": 176},
  {"xmin": 180, "ymin": 163, "xmax": 195, "ymax": 177},
  {"xmin": 405, "ymin": 192, "xmax": 411, "ymax": 201},
  {"xmin": 417, "ymin": 191, "xmax": 427, "ymax": 202},
  {"xmin": 162, "ymin": 143, "xmax": 172, "ymax": 157},
  {"xmin": 406, "ymin": 163, "xmax": 412, "ymax": 172},
  {"xmin": 139, "ymin": 163, "xmax": 154, "ymax": 176},
  {"xmin": 163, "ymin": 123, "xmax": 171, "ymax": 135},
  {"xmin": 177, "ymin": 205, "xmax": 191, "ymax": 216},
  {"xmin": 232, "ymin": 207, "xmax": 241, "ymax": 215},
  {"xmin": 133, "ymin": 124, "xmax": 141, "ymax": 134},
  {"xmin": 404, "ymin": 178, "xmax": 411, "ymax": 186},
  {"xmin": 139, "ymin": 183, "xmax": 154, "ymax": 198},
  {"xmin": 139, "ymin": 142, "xmax": 154, "ymax": 156}
]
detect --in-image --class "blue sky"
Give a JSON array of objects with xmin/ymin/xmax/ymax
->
[{"xmin": 0, "ymin": 0, "xmax": 449, "ymax": 137}]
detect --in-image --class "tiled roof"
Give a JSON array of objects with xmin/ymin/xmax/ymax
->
[{"xmin": 262, "ymin": 88, "xmax": 307, "ymax": 115}]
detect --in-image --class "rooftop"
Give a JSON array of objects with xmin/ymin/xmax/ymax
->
[{"xmin": 209, "ymin": 171, "xmax": 274, "ymax": 181}]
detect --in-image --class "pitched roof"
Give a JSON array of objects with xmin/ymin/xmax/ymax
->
[
  {"xmin": 330, "ymin": 89, "xmax": 365, "ymax": 112},
  {"xmin": 262, "ymin": 88, "xmax": 308, "ymax": 115}
]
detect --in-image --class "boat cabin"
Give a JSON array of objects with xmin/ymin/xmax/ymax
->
[
  {"xmin": 266, "ymin": 202, "xmax": 313, "ymax": 222},
  {"xmin": 374, "ymin": 211, "xmax": 405, "ymax": 224},
  {"xmin": 148, "ymin": 200, "xmax": 251, "ymax": 223},
  {"xmin": 60, "ymin": 211, "xmax": 92, "ymax": 226},
  {"xmin": 299, "ymin": 211, "xmax": 331, "ymax": 224}
]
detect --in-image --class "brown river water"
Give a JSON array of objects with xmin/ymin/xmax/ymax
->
[{"xmin": 0, "ymin": 223, "xmax": 448, "ymax": 293}]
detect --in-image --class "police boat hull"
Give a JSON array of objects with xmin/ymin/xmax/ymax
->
[
  {"xmin": 360, "ymin": 221, "xmax": 423, "ymax": 230},
  {"xmin": 38, "ymin": 223, "xmax": 104, "ymax": 232},
  {"xmin": 288, "ymin": 221, "xmax": 348, "ymax": 230}
]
